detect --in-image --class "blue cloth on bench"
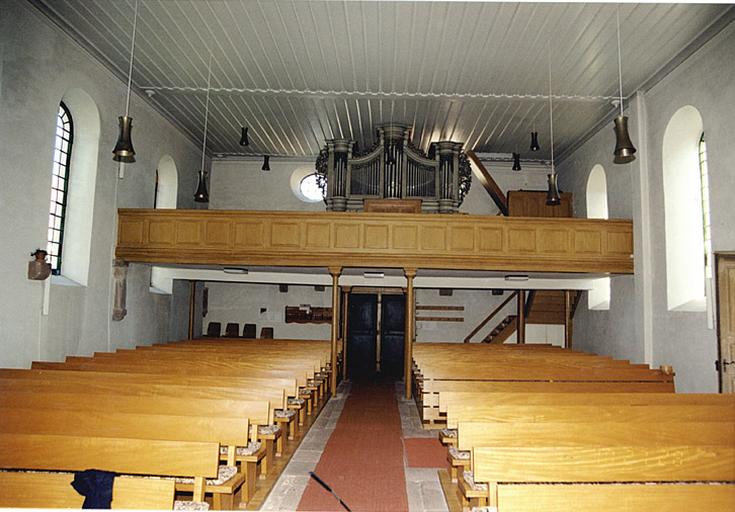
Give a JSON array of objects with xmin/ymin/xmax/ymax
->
[{"xmin": 71, "ymin": 469, "xmax": 117, "ymax": 509}]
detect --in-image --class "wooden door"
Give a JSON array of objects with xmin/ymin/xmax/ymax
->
[
  {"xmin": 347, "ymin": 294, "xmax": 378, "ymax": 379},
  {"xmin": 716, "ymin": 254, "xmax": 735, "ymax": 393},
  {"xmin": 380, "ymin": 294, "xmax": 406, "ymax": 379}
]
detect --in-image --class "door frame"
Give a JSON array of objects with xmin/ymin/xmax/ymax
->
[{"xmin": 715, "ymin": 252, "xmax": 735, "ymax": 393}]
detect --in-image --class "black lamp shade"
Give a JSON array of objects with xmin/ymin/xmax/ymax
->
[
  {"xmin": 512, "ymin": 152, "xmax": 522, "ymax": 171},
  {"xmin": 112, "ymin": 116, "xmax": 135, "ymax": 162},
  {"xmin": 613, "ymin": 115, "xmax": 637, "ymax": 164},
  {"xmin": 239, "ymin": 126, "xmax": 249, "ymax": 146},
  {"xmin": 530, "ymin": 131, "xmax": 540, "ymax": 152},
  {"xmin": 194, "ymin": 170, "xmax": 209, "ymax": 203},
  {"xmin": 261, "ymin": 155, "xmax": 270, "ymax": 171},
  {"xmin": 546, "ymin": 173, "xmax": 561, "ymax": 206}
]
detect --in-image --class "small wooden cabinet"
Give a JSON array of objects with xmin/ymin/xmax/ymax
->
[{"xmin": 508, "ymin": 190, "xmax": 573, "ymax": 218}]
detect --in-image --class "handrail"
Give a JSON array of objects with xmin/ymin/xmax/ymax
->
[
  {"xmin": 463, "ymin": 291, "xmax": 518, "ymax": 343},
  {"xmin": 466, "ymin": 150, "xmax": 509, "ymax": 216}
]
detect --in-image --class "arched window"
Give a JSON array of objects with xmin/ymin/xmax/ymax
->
[
  {"xmin": 586, "ymin": 164, "xmax": 610, "ymax": 310},
  {"xmin": 299, "ymin": 173, "xmax": 323, "ymax": 202},
  {"xmin": 662, "ymin": 105, "xmax": 708, "ymax": 311},
  {"xmin": 52, "ymin": 88, "xmax": 101, "ymax": 286},
  {"xmin": 151, "ymin": 155, "xmax": 179, "ymax": 293},
  {"xmin": 47, "ymin": 102, "xmax": 74, "ymax": 274},
  {"xmin": 698, "ymin": 133, "xmax": 712, "ymax": 280},
  {"xmin": 290, "ymin": 167, "xmax": 325, "ymax": 203}
]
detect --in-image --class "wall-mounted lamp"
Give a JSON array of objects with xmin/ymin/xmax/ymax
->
[
  {"xmin": 223, "ymin": 267, "xmax": 248, "ymax": 274},
  {"xmin": 28, "ymin": 249, "xmax": 51, "ymax": 280},
  {"xmin": 364, "ymin": 272, "xmax": 385, "ymax": 279},
  {"xmin": 239, "ymin": 126, "xmax": 249, "ymax": 146}
]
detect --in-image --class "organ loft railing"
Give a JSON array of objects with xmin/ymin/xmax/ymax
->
[{"xmin": 315, "ymin": 124, "xmax": 472, "ymax": 213}]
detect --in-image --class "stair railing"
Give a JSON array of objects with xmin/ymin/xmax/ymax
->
[{"xmin": 463, "ymin": 291, "xmax": 518, "ymax": 343}]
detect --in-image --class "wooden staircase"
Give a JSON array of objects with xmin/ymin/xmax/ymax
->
[
  {"xmin": 526, "ymin": 290, "xmax": 567, "ymax": 324},
  {"xmin": 483, "ymin": 315, "xmax": 517, "ymax": 344},
  {"xmin": 479, "ymin": 291, "xmax": 582, "ymax": 344}
]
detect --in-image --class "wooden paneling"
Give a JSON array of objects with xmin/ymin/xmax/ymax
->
[{"xmin": 116, "ymin": 209, "xmax": 634, "ymax": 274}]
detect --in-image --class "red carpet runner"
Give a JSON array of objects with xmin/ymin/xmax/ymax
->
[{"xmin": 297, "ymin": 380, "xmax": 409, "ymax": 512}]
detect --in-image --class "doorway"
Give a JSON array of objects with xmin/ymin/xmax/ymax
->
[
  {"xmin": 716, "ymin": 253, "xmax": 735, "ymax": 393},
  {"xmin": 346, "ymin": 291, "xmax": 405, "ymax": 380}
]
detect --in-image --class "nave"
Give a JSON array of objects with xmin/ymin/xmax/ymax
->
[{"xmin": 1, "ymin": 337, "xmax": 733, "ymax": 511}]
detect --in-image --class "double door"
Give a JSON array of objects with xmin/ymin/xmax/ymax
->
[{"xmin": 347, "ymin": 292, "xmax": 405, "ymax": 379}]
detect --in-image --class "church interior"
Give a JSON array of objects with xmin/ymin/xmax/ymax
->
[{"xmin": 1, "ymin": 0, "xmax": 734, "ymax": 510}]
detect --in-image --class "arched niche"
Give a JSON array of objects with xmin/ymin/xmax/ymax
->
[
  {"xmin": 662, "ymin": 105, "xmax": 705, "ymax": 311},
  {"xmin": 56, "ymin": 88, "xmax": 100, "ymax": 287},
  {"xmin": 586, "ymin": 164, "xmax": 610, "ymax": 310}
]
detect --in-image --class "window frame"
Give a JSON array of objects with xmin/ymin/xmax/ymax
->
[
  {"xmin": 698, "ymin": 132, "xmax": 712, "ymax": 280},
  {"xmin": 47, "ymin": 102, "xmax": 74, "ymax": 275}
]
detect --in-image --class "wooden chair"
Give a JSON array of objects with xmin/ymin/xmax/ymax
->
[
  {"xmin": 224, "ymin": 323, "xmax": 240, "ymax": 338},
  {"xmin": 205, "ymin": 322, "xmax": 221, "ymax": 337},
  {"xmin": 242, "ymin": 323, "xmax": 257, "ymax": 338}
]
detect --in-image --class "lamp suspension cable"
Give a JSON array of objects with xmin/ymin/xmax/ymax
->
[
  {"xmin": 548, "ymin": 44, "xmax": 554, "ymax": 173},
  {"xmin": 546, "ymin": 40, "xmax": 561, "ymax": 206},
  {"xmin": 616, "ymin": 5, "xmax": 624, "ymax": 116},
  {"xmin": 201, "ymin": 55, "xmax": 213, "ymax": 174},
  {"xmin": 124, "ymin": 0, "xmax": 139, "ymax": 117}
]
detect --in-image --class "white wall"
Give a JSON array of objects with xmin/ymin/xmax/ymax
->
[
  {"xmin": 558, "ymin": 21, "xmax": 735, "ymax": 392},
  {"xmin": 204, "ymin": 282, "xmax": 332, "ymax": 339},
  {"xmin": 0, "ymin": 0, "xmax": 202, "ymax": 366}
]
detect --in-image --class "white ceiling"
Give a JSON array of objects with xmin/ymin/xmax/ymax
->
[{"xmin": 32, "ymin": 1, "xmax": 733, "ymax": 162}]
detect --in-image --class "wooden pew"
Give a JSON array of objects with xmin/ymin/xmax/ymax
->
[
  {"xmin": 0, "ymin": 375, "xmax": 285, "ymax": 459},
  {"xmin": 0, "ymin": 472, "xmax": 176, "ymax": 509},
  {"xmin": 0, "ymin": 407, "xmax": 251, "ymax": 508},
  {"xmin": 473, "ymin": 445, "xmax": 735, "ymax": 511},
  {"xmin": 0, "ymin": 433, "xmax": 219, "ymax": 505},
  {"xmin": 0, "ymin": 388, "xmax": 277, "ymax": 478},
  {"xmin": 439, "ymin": 394, "xmax": 735, "ymax": 481},
  {"xmin": 29, "ymin": 360, "xmax": 304, "ymax": 439},
  {"xmin": 454, "ymin": 418, "xmax": 735, "ymax": 493}
]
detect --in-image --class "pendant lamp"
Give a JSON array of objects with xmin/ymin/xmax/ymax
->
[
  {"xmin": 612, "ymin": 6, "xmax": 636, "ymax": 164},
  {"xmin": 512, "ymin": 152, "xmax": 522, "ymax": 171},
  {"xmin": 261, "ymin": 155, "xmax": 271, "ymax": 171},
  {"xmin": 194, "ymin": 57, "xmax": 213, "ymax": 203},
  {"xmin": 530, "ymin": 126, "xmax": 540, "ymax": 152},
  {"xmin": 546, "ymin": 44, "xmax": 561, "ymax": 206},
  {"xmin": 112, "ymin": 0, "xmax": 139, "ymax": 162},
  {"xmin": 239, "ymin": 127, "xmax": 249, "ymax": 146}
]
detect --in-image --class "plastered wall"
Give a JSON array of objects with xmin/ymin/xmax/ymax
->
[
  {"xmin": 0, "ymin": 1, "xmax": 202, "ymax": 366},
  {"xmin": 558, "ymin": 21, "xmax": 735, "ymax": 392}
]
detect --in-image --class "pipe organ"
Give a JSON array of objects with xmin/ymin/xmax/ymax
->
[{"xmin": 316, "ymin": 124, "xmax": 471, "ymax": 213}]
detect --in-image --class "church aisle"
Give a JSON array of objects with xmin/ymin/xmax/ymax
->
[
  {"xmin": 297, "ymin": 379, "xmax": 410, "ymax": 511},
  {"xmin": 262, "ymin": 379, "xmax": 449, "ymax": 512}
]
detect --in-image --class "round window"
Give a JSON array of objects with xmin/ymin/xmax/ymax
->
[{"xmin": 299, "ymin": 173, "xmax": 323, "ymax": 202}]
